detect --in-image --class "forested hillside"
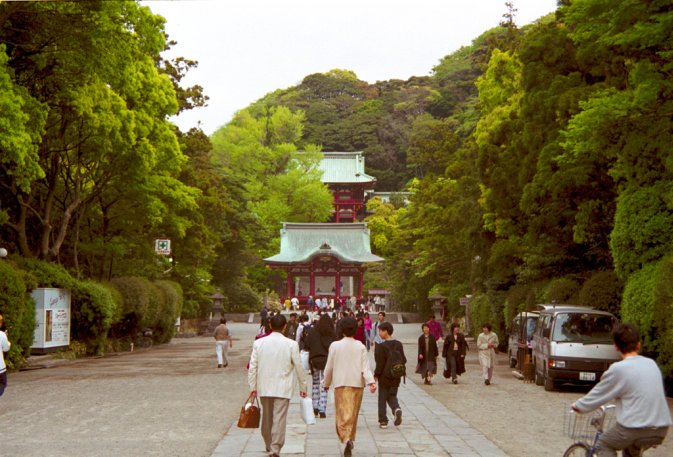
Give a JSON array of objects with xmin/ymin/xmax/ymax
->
[{"xmin": 215, "ymin": 1, "xmax": 673, "ymax": 383}]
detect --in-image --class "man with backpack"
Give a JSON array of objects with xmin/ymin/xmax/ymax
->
[{"xmin": 374, "ymin": 321, "xmax": 406, "ymax": 429}]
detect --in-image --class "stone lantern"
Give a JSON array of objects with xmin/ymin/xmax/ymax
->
[
  {"xmin": 206, "ymin": 291, "xmax": 225, "ymax": 334},
  {"xmin": 210, "ymin": 292, "xmax": 225, "ymax": 322},
  {"xmin": 428, "ymin": 291, "xmax": 446, "ymax": 321}
]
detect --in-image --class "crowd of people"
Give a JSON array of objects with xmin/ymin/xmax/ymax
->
[
  {"xmin": 246, "ymin": 307, "xmax": 408, "ymax": 457},
  {"xmin": 245, "ymin": 306, "xmax": 491, "ymax": 457},
  {"xmin": 243, "ymin": 306, "xmax": 671, "ymax": 457}
]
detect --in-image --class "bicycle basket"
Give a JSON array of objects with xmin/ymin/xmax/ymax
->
[{"xmin": 563, "ymin": 405, "xmax": 616, "ymax": 443}]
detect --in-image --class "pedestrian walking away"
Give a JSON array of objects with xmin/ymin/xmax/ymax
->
[
  {"xmin": 371, "ymin": 311, "xmax": 386, "ymax": 347},
  {"xmin": 0, "ymin": 311, "xmax": 10, "ymax": 397},
  {"xmin": 374, "ymin": 321, "xmax": 406, "ymax": 429},
  {"xmin": 323, "ymin": 317, "xmax": 376, "ymax": 457},
  {"xmin": 571, "ymin": 323, "xmax": 671, "ymax": 457},
  {"xmin": 477, "ymin": 322, "xmax": 498, "ymax": 385},
  {"xmin": 213, "ymin": 318, "xmax": 232, "ymax": 368},
  {"xmin": 354, "ymin": 317, "xmax": 366, "ymax": 346},
  {"xmin": 442, "ymin": 323, "xmax": 468, "ymax": 384},
  {"xmin": 304, "ymin": 314, "xmax": 335, "ymax": 419},
  {"xmin": 416, "ymin": 323, "xmax": 438, "ymax": 385},
  {"xmin": 248, "ymin": 314, "xmax": 308, "ymax": 457},
  {"xmin": 363, "ymin": 313, "xmax": 373, "ymax": 351},
  {"xmin": 426, "ymin": 314, "xmax": 444, "ymax": 342}
]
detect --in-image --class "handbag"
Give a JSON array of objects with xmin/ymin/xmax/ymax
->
[
  {"xmin": 300, "ymin": 397, "xmax": 316, "ymax": 425},
  {"xmin": 237, "ymin": 393, "xmax": 261, "ymax": 428}
]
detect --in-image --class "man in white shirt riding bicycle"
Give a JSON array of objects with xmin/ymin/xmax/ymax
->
[{"xmin": 572, "ymin": 323, "xmax": 671, "ymax": 456}]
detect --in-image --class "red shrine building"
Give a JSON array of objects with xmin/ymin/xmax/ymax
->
[
  {"xmin": 264, "ymin": 152, "xmax": 383, "ymax": 302},
  {"xmin": 319, "ymin": 152, "xmax": 376, "ymax": 222}
]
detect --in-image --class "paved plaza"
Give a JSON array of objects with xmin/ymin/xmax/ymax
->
[
  {"xmin": 213, "ymin": 351, "xmax": 506, "ymax": 457},
  {"xmin": 2, "ymin": 321, "xmax": 671, "ymax": 457}
]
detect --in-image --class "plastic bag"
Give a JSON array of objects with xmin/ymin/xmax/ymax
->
[
  {"xmin": 300, "ymin": 397, "xmax": 316, "ymax": 425},
  {"xmin": 300, "ymin": 350, "xmax": 310, "ymax": 371}
]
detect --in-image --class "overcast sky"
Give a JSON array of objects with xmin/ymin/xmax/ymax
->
[{"xmin": 142, "ymin": 0, "xmax": 558, "ymax": 134}]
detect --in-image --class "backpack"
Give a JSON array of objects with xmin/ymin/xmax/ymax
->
[
  {"xmin": 299, "ymin": 323, "xmax": 311, "ymax": 351},
  {"xmin": 385, "ymin": 341, "xmax": 406, "ymax": 381}
]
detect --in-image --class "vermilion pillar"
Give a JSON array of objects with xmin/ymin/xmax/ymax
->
[
  {"xmin": 358, "ymin": 273, "xmax": 363, "ymax": 298},
  {"xmin": 309, "ymin": 271, "xmax": 315, "ymax": 297},
  {"xmin": 286, "ymin": 273, "xmax": 293, "ymax": 299}
]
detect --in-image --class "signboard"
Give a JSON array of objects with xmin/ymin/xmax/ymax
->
[
  {"xmin": 155, "ymin": 239, "xmax": 171, "ymax": 255},
  {"xmin": 459, "ymin": 296, "xmax": 471, "ymax": 307},
  {"xmin": 31, "ymin": 288, "xmax": 71, "ymax": 352}
]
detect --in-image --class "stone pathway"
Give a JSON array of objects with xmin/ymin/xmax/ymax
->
[{"xmin": 211, "ymin": 374, "xmax": 507, "ymax": 457}]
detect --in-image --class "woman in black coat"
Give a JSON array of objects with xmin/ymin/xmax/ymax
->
[
  {"xmin": 442, "ymin": 322, "xmax": 469, "ymax": 384},
  {"xmin": 416, "ymin": 323, "xmax": 439, "ymax": 385},
  {"xmin": 304, "ymin": 314, "xmax": 336, "ymax": 418}
]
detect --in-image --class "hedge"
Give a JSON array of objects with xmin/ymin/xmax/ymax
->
[
  {"xmin": 109, "ymin": 276, "xmax": 182, "ymax": 343},
  {"xmin": 154, "ymin": 280, "xmax": 183, "ymax": 343},
  {"xmin": 539, "ymin": 277, "xmax": 580, "ymax": 304},
  {"xmin": 578, "ymin": 270, "xmax": 623, "ymax": 317},
  {"xmin": 17, "ymin": 258, "xmax": 123, "ymax": 355},
  {"xmin": 469, "ymin": 292, "xmax": 505, "ymax": 339},
  {"xmin": 621, "ymin": 257, "xmax": 673, "ymax": 378},
  {"xmin": 70, "ymin": 280, "xmax": 121, "ymax": 355},
  {"xmin": 0, "ymin": 260, "xmax": 36, "ymax": 368}
]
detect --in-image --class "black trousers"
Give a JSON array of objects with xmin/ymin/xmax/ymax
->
[
  {"xmin": 378, "ymin": 385, "xmax": 400, "ymax": 423},
  {"xmin": 0, "ymin": 371, "xmax": 7, "ymax": 397}
]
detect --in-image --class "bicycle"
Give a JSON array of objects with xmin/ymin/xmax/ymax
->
[{"xmin": 563, "ymin": 404, "xmax": 663, "ymax": 456}]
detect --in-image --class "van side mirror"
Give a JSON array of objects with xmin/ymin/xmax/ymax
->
[{"xmin": 542, "ymin": 328, "xmax": 551, "ymax": 338}]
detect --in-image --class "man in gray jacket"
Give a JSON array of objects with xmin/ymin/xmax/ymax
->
[{"xmin": 572, "ymin": 323, "xmax": 671, "ymax": 457}]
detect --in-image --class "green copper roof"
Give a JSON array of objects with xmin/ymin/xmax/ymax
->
[
  {"xmin": 319, "ymin": 152, "xmax": 377, "ymax": 185},
  {"xmin": 264, "ymin": 222, "xmax": 384, "ymax": 264}
]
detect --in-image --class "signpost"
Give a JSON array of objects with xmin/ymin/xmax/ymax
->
[
  {"xmin": 155, "ymin": 239, "xmax": 171, "ymax": 255},
  {"xmin": 460, "ymin": 295, "xmax": 472, "ymax": 335}
]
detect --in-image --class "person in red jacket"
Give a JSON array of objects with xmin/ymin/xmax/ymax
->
[{"xmin": 426, "ymin": 314, "xmax": 444, "ymax": 342}]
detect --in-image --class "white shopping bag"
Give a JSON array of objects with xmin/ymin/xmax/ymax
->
[
  {"xmin": 300, "ymin": 397, "xmax": 316, "ymax": 425},
  {"xmin": 300, "ymin": 350, "xmax": 310, "ymax": 371}
]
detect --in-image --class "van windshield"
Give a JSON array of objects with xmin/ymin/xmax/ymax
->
[
  {"xmin": 553, "ymin": 313, "xmax": 616, "ymax": 343},
  {"xmin": 526, "ymin": 317, "xmax": 538, "ymax": 340}
]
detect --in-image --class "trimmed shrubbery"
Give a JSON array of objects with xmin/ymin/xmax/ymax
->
[
  {"xmin": 539, "ymin": 277, "xmax": 580, "ymax": 305},
  {"xmin": 0, "ymin": 260, "xmax": 36, "ymax": 368},
  {"xmin": 1, "ymin": 259, "xmax": 185, "ymax": 363},
  {"xmin": 578, "ymin": 270, "xmax": 623, "ymax": 317},
  {"xmin": 70, "ymin": 280, "xmax": 121, "ymax": 355},
  {"xmin": 109, "ymin": 276, "xmax": 183, "ymax": 343},
  {"xmin": 621, "ymin": 257, "xmax": 673, "ymax": 378}
]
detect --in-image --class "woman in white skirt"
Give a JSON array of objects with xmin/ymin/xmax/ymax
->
[{"xmin": 477, "ymin": 323, "xmax": 499, "ymax": 385}]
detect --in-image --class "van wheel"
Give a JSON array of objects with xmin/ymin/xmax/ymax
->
[
  {"xmin": 508, "ymin": 350, "xmax": 517, "ymax": 368},
  {"xmin": 534, "ymin": 362, "xmax": 544, "ymax": 386},
  {"xmin": 543, "ymin": 368, "xmax": 556, "ymax": 391}
]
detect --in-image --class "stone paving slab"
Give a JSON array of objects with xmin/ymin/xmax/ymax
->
[{"xmin": 211, "ymin": 370, "xmax": 508, "ymax": 457}]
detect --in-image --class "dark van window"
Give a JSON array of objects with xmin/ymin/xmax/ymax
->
[
  {"xmin": 553, "ymin": 313, "xmax": 616, "ymax": 343},
  {"xmin": 525, "ymin": 316, "xmax": 538, "ymax": 340}
]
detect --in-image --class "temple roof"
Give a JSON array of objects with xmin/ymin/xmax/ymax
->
[
  {"xmin": 319, "ymin": 152, "xmax": 376, "ymax": 185},
  {"xmin": 264, "ymin": 222, "xmax": 384, "ymax": 265}
]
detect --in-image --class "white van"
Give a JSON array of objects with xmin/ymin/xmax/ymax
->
[
  {"xmin": 507, "ymin": 311, "xmax": 539, "ymax": 368},
  {"xmin": 531, "ymin": 305, "xmax": 620, "ymax": 391}
]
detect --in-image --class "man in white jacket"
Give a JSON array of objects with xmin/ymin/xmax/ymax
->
[
  {"xmin": 0, "ymin": 312, "xmax": 10, "ymax": 397},
  {"xmin": 248, "ymin": 314, "xmax": 307, "ymax": 457}
]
